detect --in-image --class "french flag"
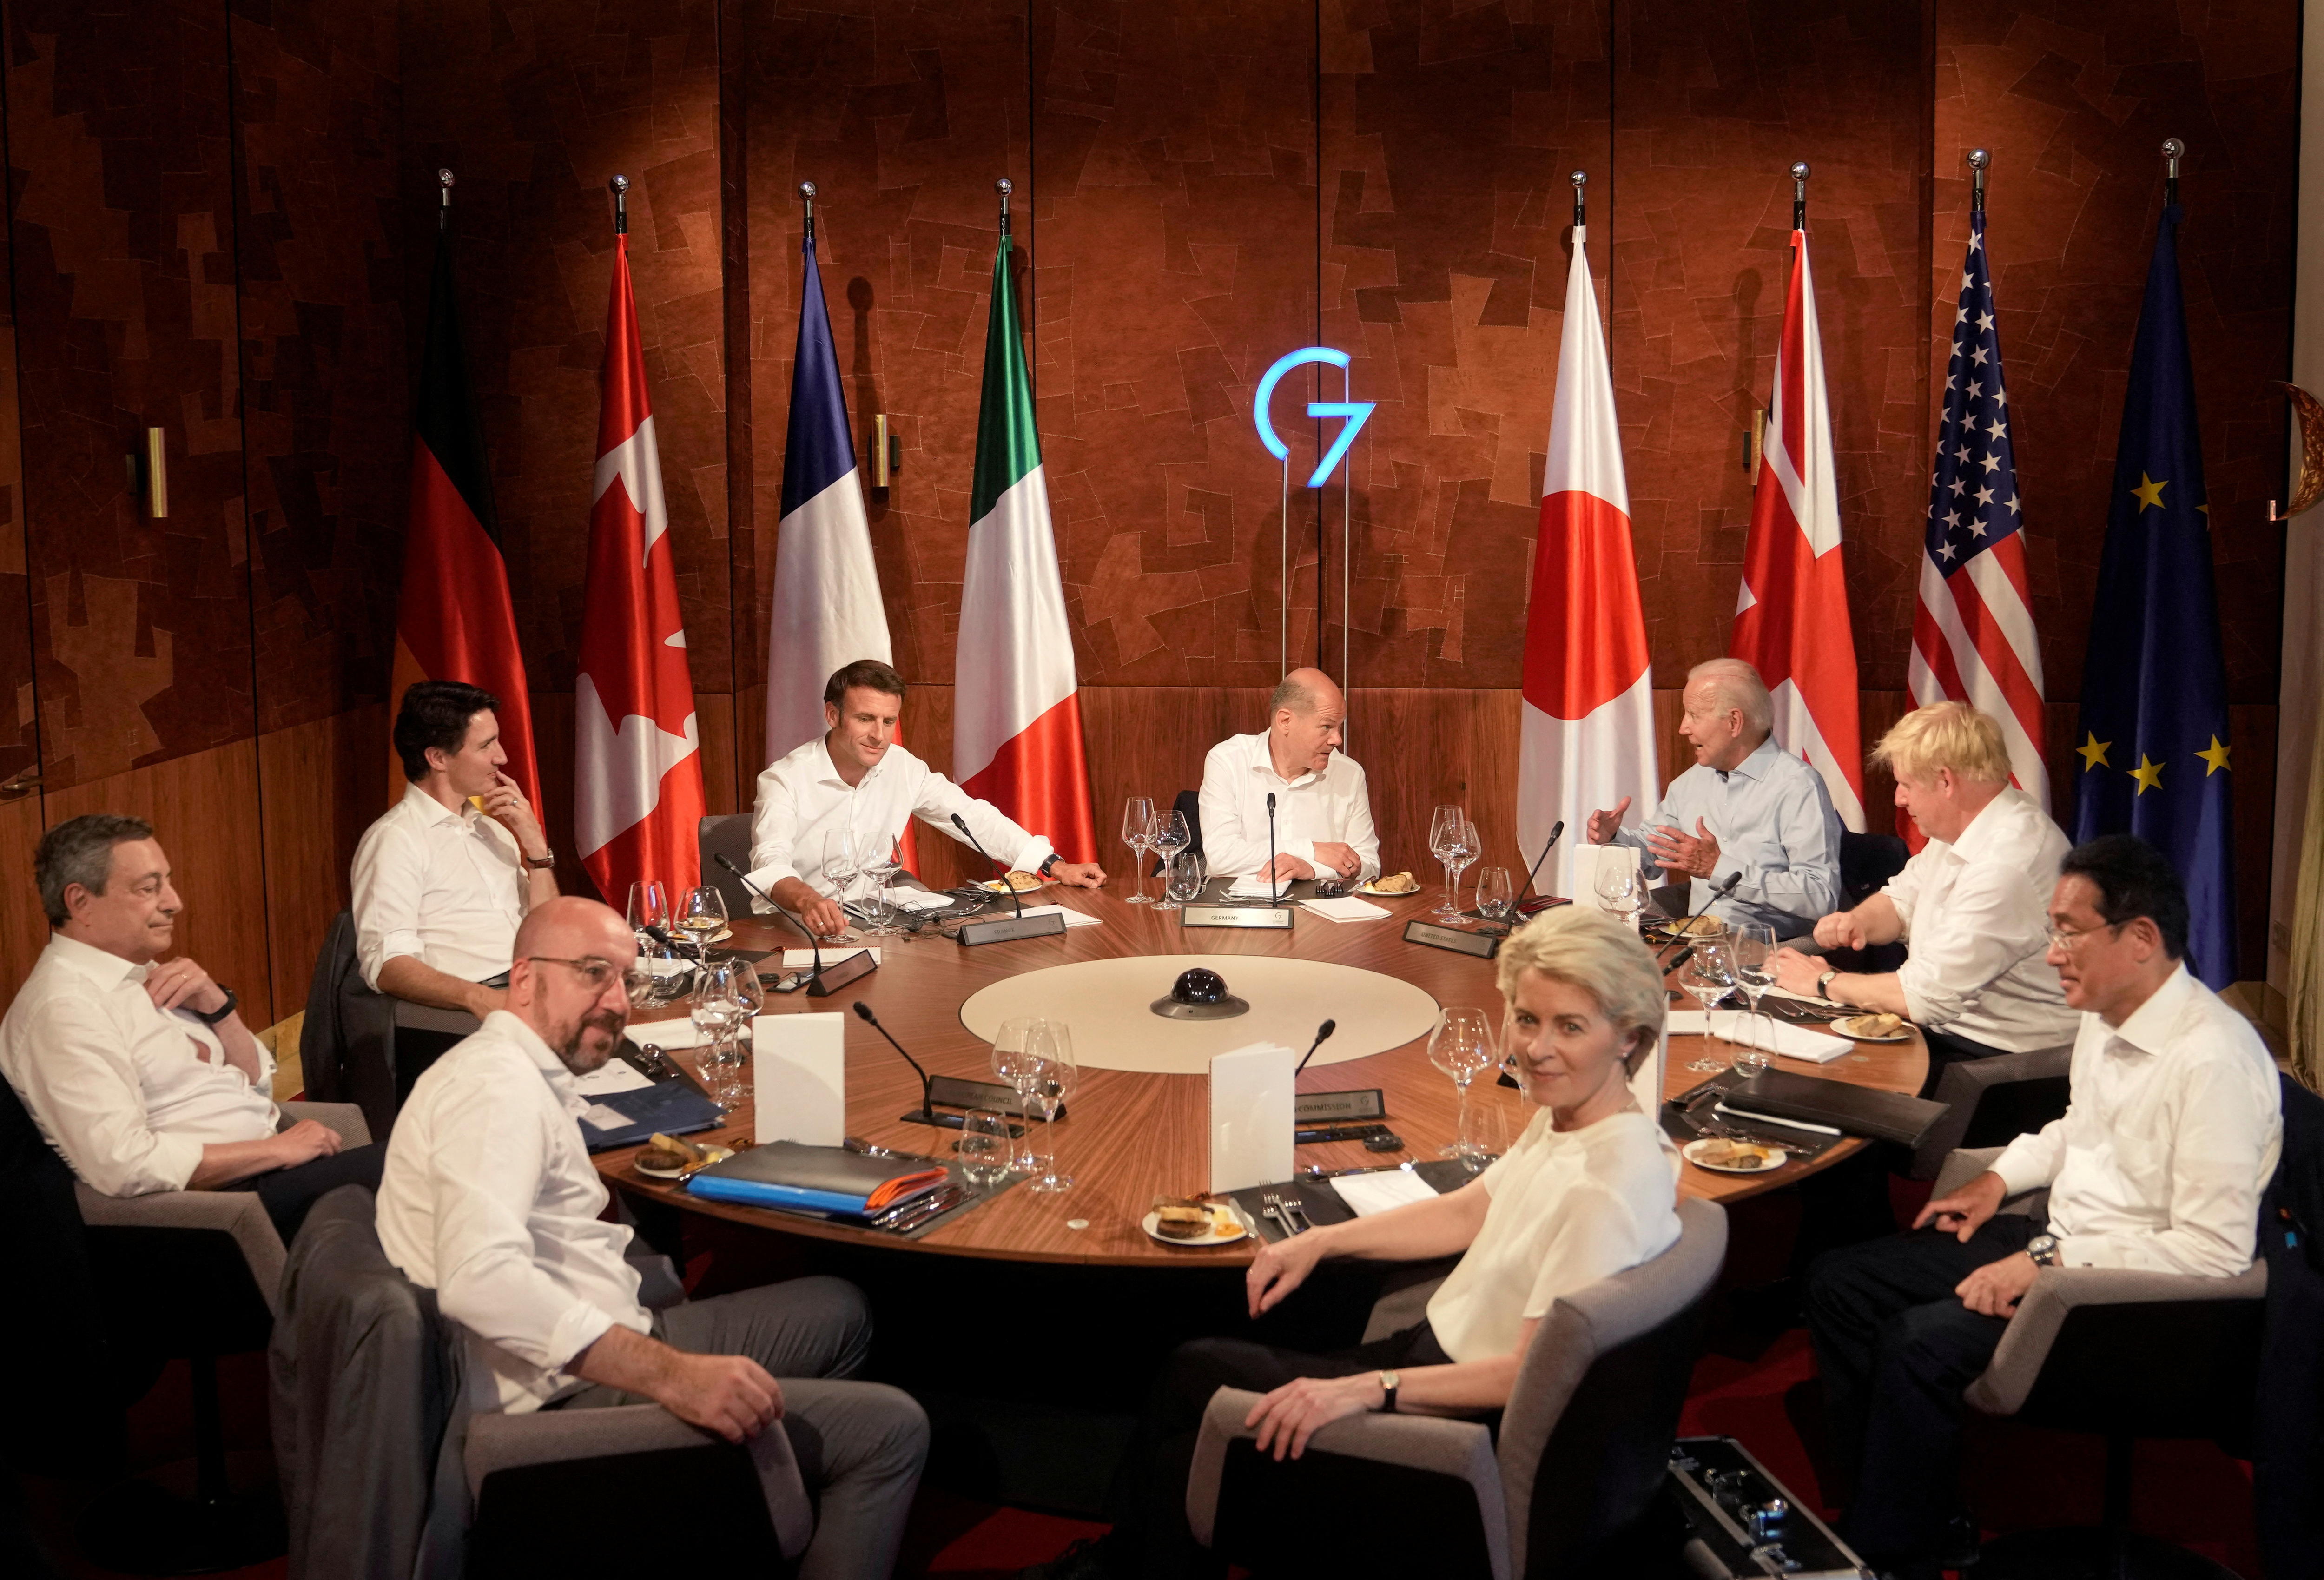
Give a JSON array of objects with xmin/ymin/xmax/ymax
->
[{"xmin": 1517, "ymin": 222, "xmax": 1658, "ymax": 901}]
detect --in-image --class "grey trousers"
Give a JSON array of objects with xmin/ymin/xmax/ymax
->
[{"xmin": 555, "ymin": 1276, "xmax": 928, "ymax": 1580}]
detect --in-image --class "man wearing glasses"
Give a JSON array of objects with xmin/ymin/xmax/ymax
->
[
  {"xmin": 378, "ymin": 897, "xmax": 928, "ymax": 1579},
  {"xmin": 1801, "ymin": 835, "xmax": 2281, "ymax": 1580}
]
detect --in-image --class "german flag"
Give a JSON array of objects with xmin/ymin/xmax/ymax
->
[{"xmin": 390, "ymin": 221, "xmax": 539, "ymax": 807}]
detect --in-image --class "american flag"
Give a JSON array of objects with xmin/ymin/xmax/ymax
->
[{"xmin": 1906, "ymin": 210, "xmax": 2049, "ymax": 813}]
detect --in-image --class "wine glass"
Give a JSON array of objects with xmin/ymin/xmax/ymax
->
[
  {"xmin": 824, "ymin": 829, "xmax": 862, "ymax": 927},
  {"xmin": 1591, "ymin": 854, "xmax": 1645, "ymax": 933},
  {"xmin": 1428, "ymin": 803, "xmax": 1470, "ymax": 918},
  {"xmin": 1426, "ymin": 1007, "xmax": 1499, "ymax": 1159},
  {"xmin": 623, "ymin": 928, "xmax": 684, "ymax": 1009},
  {"xmin": 860, "ymin": 834, "xmax": 903, "ymax": 936},
  {"xmin": 1121, "ymin": 797, "xmax": 1156, "ymax": 905},
  {"xmin": 1165, "ymin": 850, "xmax": 1208, "ymax": 908},
  {"xmin": 1677, "ymin": 939, "xmax": 1740, "ymax": 1056},
  {"xmin": 991, "ymin": 1016, "xmax": 1043, "ymax": 1171},
  {"xmin": 1022, "ymin": 1019, "xmax": 1078, "ymax": 1192},
  {"xmin": 1148, "ymin": 812, "xmax": 1192, "ymax": 911},
  {"xmin": 676, "ymin": 886, "xmax": 729, "ymax": 955},
  {"xmin": 689, "ymin": 960, "xmax": 747, "ymax": 1107},
  {"xmin": 1729, "ymin": 921, "xmax": 1777, "ymax": 1072},
  {"xmin": 1474, "ymin": 866, "xmax": 1514, "ymax": 926},
  {"xmin": 1444, "ymin": 817, "xmax": 1480, "ymax": 916},
  {"xmin": 959, "ymin": 1111, "xmax": 1013, "ymax": 1188},
  {"xmin": 627, "ymin": 879, "xmax": 669, "ymax": 943}
]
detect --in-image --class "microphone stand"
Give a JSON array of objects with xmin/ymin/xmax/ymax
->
[
  {"xmin": 1659, "ymin": 870, "xmax": 1744, "ymax": 972},
  {"xmin": 1516, "ymin": 819, "xmax": 1566, "ymax": 914},
  {"xmin": 713, "ymin": 853, "xmax": 876, "ymax": 996},
  {"xmin": 948, "ymin": 813, "xmax": 1067, "ymax": 945},
  {"xmin": 1265, "ymin": 791, "xmax": 1282, "ymax": 904},
  {"xmin": 1293, "ymin": 1018, "xmax": 1338, "ymax": 1075},
  {"xmin": 850, "ymin": 1002, "xmax": 1026, "ymax": 1134}
]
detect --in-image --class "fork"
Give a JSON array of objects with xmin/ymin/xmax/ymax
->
[{"xmin": 1259, "ymin": 1192, "xmax": 1301, "ymax": 1240}]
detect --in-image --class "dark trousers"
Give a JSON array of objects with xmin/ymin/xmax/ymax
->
[
  {"xmin": 1917, "ymin": 1026, "xmax": 2017, "ymax": 1099},
  {"xmin": 1103, "ymin": 1322, "xmax": 1456, "ymax": 1580},
  {"xmin": 1803, "ymin": 1216, "xmax": 2042, "ymax": 1564},
  {"xmin": 223, "ymin": 1142, "xmax": 385, "ymax": 1241}
]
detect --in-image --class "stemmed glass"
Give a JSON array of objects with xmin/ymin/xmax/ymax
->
[
  {"xmin": 1591, "ymin": 855, "xmax": 1645, "ymax": 933},
  {"xmin": 1021, "ymin": 1019, "xmax": 1078, "ymax": 1192},
  {"xmin": 991, "ymin": 1016, "xmax": 1043, "ymax": 1172},
  {"xmin": 1474, "ymin": 866, "xmax": 1514, "ymax": 927},
  {"xmin": 627, "ymin": 880, "xmax": 669, "ymax": 944},
  {"xmin": 1428, "ymin": 804, "xmax": 1470, "ymax": 918},
  {"xmin": 689, "ymin": 959, "xmax": 749, "ymax": 1108},
  {"xmin": 1677, "ymin": 939, "xmax": 1741, "ymax": 1058},
  {"xmin": 676, "ymin": 886, "xmax": 729, "ymax": 956},
  {"xmin": 623, "ymin": 928, "xmax": 685, "ymax": 1009},
  {"xmin": 1443, "ymin": 818, "xmax": 1480, "ymax": 916},
  {"xmin": 1728, "ymin": 922, "xmax": 1777, "ymax": 1077},
  {"xmin": 1165, "ymin": 851, "xmax": 1207, "ymax": 908},
  {"xmin": 860, "ymin": 835, "xmax": 903, "ymax": 935},
  {"xmin": 1149, "ymin": 812, "xmax": 1192, "ymax": 911},
  {"xmin": 727, "ymin": 961, "xmax": 763, "ymax": 1090},
  {"xmin": 1427, "ymin": 1007, "xmax": 1500, "ymax": 1159},
  {"xmin": 825, "ymin": 829, "xmax": 862, "ymax": 929},
  {"xmin": 1122, "ymin": 797, "xmax": 1156, "ymax": 905}
]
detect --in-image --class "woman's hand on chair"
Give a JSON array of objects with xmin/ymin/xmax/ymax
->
[
  {"xmin": 1246, "ymin": 1229, "xmax": 1329, "ymax": 1318},
  {"xmin": 1246, "ymin": 1373, "xmax": 1384, "ymax": 1460}
]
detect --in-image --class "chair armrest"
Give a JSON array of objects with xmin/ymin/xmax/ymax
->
[
  {"xmin": 73, "ymin": 1183, "xmax": 286, "ymax": 1316},
  {"xmin": 1964, "ymin": 1261, "xmax": 2269, "ymax": 1417},
  {"xmin": 1185, "ymin": 1386, "xmax": 1506, "ymax": 1578},
  {"xmin": 466, "ymin": 1403, "xmax": 812, "ymax": 1559},
  {"xmin": 279, "ymin": 1101, "xmax": 371, "ymax": 1150},
  {"xmin": 625, "ymin": 1250, "xmax": 687, "ymax": 1311},
  {"xmin": 1929, "ymin": 1146, "xmax": 2050, "ymax": 1221},
  {"xmin": 1909, "ymin": 1044, "xmax": 2072, "ymax": 1180}
]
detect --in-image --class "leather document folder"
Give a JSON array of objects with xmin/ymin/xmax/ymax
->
[
  {"xmin": 686, "ymin": 1141, "xmax": 947, "ymax": 1216},
  {"xmin": 1729, "ymin": 1067, "xmax": 1950, "ymax": 1150}
]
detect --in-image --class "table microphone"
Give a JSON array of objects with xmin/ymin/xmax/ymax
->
[
  {"xmin": 947, "ymin": 813, "xmax": 1066, "ymax": 945},
  {"xmin": 711, "ymin": 853, "xmax": 875, "ymax": 996},
  {"xmin": 1659, "ymin": 871, "xmax": 1744, "ymax": 966},
  {"xmin": 1517, "ymin": 820, "xmax": 1566, "ymax": 913},
  {"xmin": 1293, "ymin": 1018, "xmax": 1337, "ymax": 1075},
  {"xmin": 1265, "ymin": 791, "xmax": 1282, "ymax": 903},
  {"xmin": 849, "ymin": 1002, "xmax": 1024, "ymax": 1133}
]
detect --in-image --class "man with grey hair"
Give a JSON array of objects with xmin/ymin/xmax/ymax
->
[
  {"xmin": 0, "ymin": 814, "xmax": 383, "ymax": 1235},
  {"xmin": 1585, "ymin": 657, "xmax": 1842, "ymax": 938},
  {"xmin": 1198, "ymin": 667, "xmax": 1380, "ymax": 884}
]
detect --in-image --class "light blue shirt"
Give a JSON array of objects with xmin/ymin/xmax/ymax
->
[{"xmin": 1612, "ymin": 735, "xmax": 1842, "ymax": 938}]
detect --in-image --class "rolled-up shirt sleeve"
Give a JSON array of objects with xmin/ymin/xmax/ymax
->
[
  {"xmin": 746, "ymin": 760, "xmax": 811, "ymax": 907},
  {"xmin": 15, "ymin": 999, "xmax": 204, "ymax": 1197},
  {"xmin": 351, "ymin": 820, "xmax": 428, "ymax": 990},
  {"xmin": 425, "ymin": 1089, "xmax": 622, "ymax": 1375},
  {"xmin": 918, "ymin": 772, "xmax": 1054, "ymax": 875},
  {"xmin": 1891, "ymin": 863, "xmax": 2041, "ymax": 1027}
]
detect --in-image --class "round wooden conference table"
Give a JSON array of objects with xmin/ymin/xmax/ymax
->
[{"xmin": 598, "ymin": 885, "xmax": 1925, "ymax": 1267}]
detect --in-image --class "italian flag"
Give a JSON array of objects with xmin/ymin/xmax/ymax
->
[{"xmin": 953, "ymin": 227, "xmax": 1097, "ymax": 864}]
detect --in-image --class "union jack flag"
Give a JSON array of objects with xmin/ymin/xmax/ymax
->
[{"xmin": 1906, "ymin": 211, "xmax": 2048, "ymax": 817}]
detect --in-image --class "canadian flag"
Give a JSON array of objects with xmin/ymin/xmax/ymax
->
[
  {"xmin": 1517, "ymin": 225, "xmax": 1658, "ymax": 902},
  {"xmin": 575, "ymin": 235, "xmax": 707, "ymax": 903},
  {"xmin": 1732, "ymin": 229, "xmax": 1865, "ymax": 831}
]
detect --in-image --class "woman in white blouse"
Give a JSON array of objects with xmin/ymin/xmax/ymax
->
[{"xmin": 1025, "ymin": 906, "xmax": 1682, "ymax": 1580}]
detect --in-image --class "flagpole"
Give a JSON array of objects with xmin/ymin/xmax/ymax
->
[
  {"xmin": 2162, "ymin": 137, "xmax": 2184, "ymax": 206},
  {"xmin": 609, "ymin": 173, "xmax": 628, "ymax": 236},
  {"xmin": 438, "ymin": 167, "xmax": 453, "ymax": 231},
  {"xmin": 800, "ymin": 179, "xmax": 816, "ymax": 248},
  {"xmin": 1967, "ymin": 147, "xmax": 1987, "ymax": 215},
  {"xmin": 1790, "ymin": 160, "xmax": 1809, "ymax": 230}
]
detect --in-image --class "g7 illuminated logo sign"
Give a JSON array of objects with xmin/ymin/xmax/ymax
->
[{"xmin": 1253, "ymin": 346, "xmax": 1375, "ymax": 488}]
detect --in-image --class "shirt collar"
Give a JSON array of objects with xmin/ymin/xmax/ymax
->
[
  {"xmin": 45, "ymin": 931, "xmax": 146, "ymax": 992},
  {"xmin": 817, "ymin": 735, "xmax": 885, "ymax": 789},
  {"xmin": 1717, "ymin": 735, "xmax": 1783, "ymax": 785},
  {"xmin": 1946, "ymin": 786, "xmax": 2020, "ymax": 862},
  {"xmin": 403, "ymin": 779, "xmax": 479, "ymax": 830},
  {"xmin": 2101, "ymin": 962, "xmax": 2198, "ymax": 1058},
  {"xmin": 1247, "ymin": 731, "xmax": 1321, "ymax": 789},
  {"xmin": 483, "ymin": 1009, "xmax": 586, "ymax": 1109}
]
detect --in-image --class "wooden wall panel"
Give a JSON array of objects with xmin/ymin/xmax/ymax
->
[
  {"xmin": 42, "ymin": 741, "xmax": 275, "ymax": 1027},
  {"xmin": 0, "ymin": 798, "xmax": 52, "ymax": 997},
  {"xmin": 257, "ymin": 705, "xmax": 386, "ymax": 1017},
  {"xmin": 0, "ymin": 145, "xmax": 34, "ymax": 790},
  {"xmin": 11, "ymin": 0, "xmax": 256, "ymax": 787},
  {"xmin": 231, "ymin": 0, "xmax": 408, "ymax": 734}
]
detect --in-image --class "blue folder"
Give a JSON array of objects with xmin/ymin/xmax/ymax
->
[{"xmin": 579, "ymin": 1078, "xmax": 725, "ymax": 1152}]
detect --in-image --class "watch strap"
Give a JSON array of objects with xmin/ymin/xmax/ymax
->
[
  {"xmin": 525, "ymin": 851, "xmax": 556, "ymax": 870},
  {"xmin": 1816, "ymin": 970, "xmax": 1840, "ymax": 1000},
  {"xmin": 192, "ymin": 986, "xmax": 238, "ymax": 1026},
  {"xmin": 1377, "ymin": 1369, "xmax": 1400, "ymax": 1413},
  {"xmin": 1038, "ymin": 852, "xmax": 1061, "ymax": 877}
]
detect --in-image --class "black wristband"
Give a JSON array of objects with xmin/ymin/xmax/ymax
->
[{"xmin": 191, "ymin": 986, "xmax": 238, "ymax": 1026}]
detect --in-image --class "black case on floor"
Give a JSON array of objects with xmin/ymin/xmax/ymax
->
[{"xmin": 1662, "ymin": 1436, "xmax": 1872, "ymax": 1579}]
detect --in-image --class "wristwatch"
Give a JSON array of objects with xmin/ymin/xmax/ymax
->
[
  {"xmin": 1816, "ymin": 969, "xmax": 1841, "ymax": 1001},
  {"xmin": 192, "ymin": 986, "xmax": 238, "ymax": 1026},
  {"xmin": 2027, "ymin": 1234, "xmax": 2061, "ymax": 1268},
  {"xmin": 1377, "ymin": 1369, "xmax": 1400, "ymax": 1413},
  {"xmin": 1038, "ymin": 853, "xmax": 1062, "ymax": 878},
  {"xmin": 524, "ymin": 850, "xmax": 556, "ymax": 870}
]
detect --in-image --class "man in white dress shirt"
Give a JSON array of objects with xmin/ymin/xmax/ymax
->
[
  {"xmin": 1196, "ymin": 668, "xmax": 1380, "ymax": 884},
  {"xmin": 0, "ymin": 815, "xmax": 382, "ymax": 1236},
  {"xmin": 378, "ymin": 896, "xmax": 927, "ymax": 1580},
  {"xmin": 1585, "ymin": 657, "xmax": 1841, "ymax": 938},
  {"xmin": 1772, "ymin": 702, "xmax": 2078, "ymax": 1091},
  {"xmin": 352, "ymin": 681, "xmax": 559, "ymax": 1019},
  {"xmin": 749, "ymin": 660, "xmax": 1105, "ymax": 937},
  {"xmin": 1804, "ymin": 836, "xmax": 2281, "ymax": 1577}
]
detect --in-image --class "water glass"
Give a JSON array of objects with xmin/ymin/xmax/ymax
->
[
  {"xmin": 627, "ymin": 879, "xmax": 669, "ymax": 943},
  {"xmin": 860, "ymin": 836, "xmax": 904, "ymax": 935},
  {"xmin": 676, "ymin": 886, "xmax": 728, "ymax": 952},
  {"xmin": 1729, "ymin": 920, "xmax": 1777, "ymax": 1063},
  {"xmin": 1427, "ymin": 1007, "xmax": 1499, "ymax": 1160},
  {"xmin": 1121, "ymin": 797, "xmax": 1156, "ymax": 904},
  {"xmin": 1591, "ymin": 855, "xmax": 1645, "ymax": 932},
  {"xmin": 991, "ymin": 1016, "xmax": 1043, "ymax": 1171},
  {"xmin": 1459, "ymin": 1097, "xmax": 1511, "ymax": 1172},
  {"xmin": 1474, "ymin": 866, "xmax": 1514, "ymax": 924},
  {"xmin": 623, "ymin": 930, "xmax": 686, "ymax": 1009},
  {"xmin": 1148, "ymin": 811, "xmax": 1191, "ymax": 909},
  {"xmin": 958, "ymin": 1111, "xmax": 1013, "ymax": 1188},
  {"xmin": 1428, "ymin": 803, "xmax": 1471, "ymax": 918},
  {"xmin": 1165, "ymin": 850, "xmax": 1207, "ymax": 907},
  {"xmin": 1021, "ymin": 1019, "xmax": 1077, "ymax": 1192},
  {"xmin": 825, "ymin": 829, "xmax": 862, "ymax": 924}
]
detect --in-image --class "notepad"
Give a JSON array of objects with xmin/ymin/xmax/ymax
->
[
  {"xmin": 1303, "ymin": 896, "xmax": 1391, "ymax": 922},
  {"xmin": 1018, "ymin": 904, "xmax": 1102, "ymax": 929},
  {"xmin": 1330, "ymin": 1170, "xmax": 1440, "ymax": 1216},
  {"xmin": 1707, "ymin": 1011, "xmax": 1852, "ymax": 1064}
]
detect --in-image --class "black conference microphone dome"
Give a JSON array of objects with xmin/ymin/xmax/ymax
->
[{"xmin": 1149, "ymin": 965, "xmax": 1249, "ymax": 1020}]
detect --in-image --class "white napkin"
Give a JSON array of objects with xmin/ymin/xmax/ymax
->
[
  {"xmin": 1707, "ymin": 1010, "xmax": 1852, "ymax": 1064},
  {"xmin": 882, "ymin": 888, "xmax": 952, "ymax": 912},
  {"xmin": 1664, "ymin": 1009, "xmax": 1712, "ymax": 1036},
  {"xmin": 1329, "ymin": 1169, "xmax": 1441, "ymax": 1216},
  {"xmin": 626, "ymin": 1018, "xmax": 708, "ymax": 1051},
  {"xmin": 1303, "ymin": 896, "xmax": 1390, "ymax": 923},
  {"xmin": 1019, "ymin": 903, "xmax": 1102, "ymax": 930},
  {"xmin": 573, "ymin": 1060, "xmax": 653, "ymax": 1097},
  {"xmin": 1224, "ymin": 873, "xmax": 1298, "ymax": 900},
  {"xmin": 782, "ymin": 947, "xmax": 880, "ymax": 968}
]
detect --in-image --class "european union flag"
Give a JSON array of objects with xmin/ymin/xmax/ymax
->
[{"xmin": 2071, "ymin": 204, "xmax": 2237, "ymax": 986}]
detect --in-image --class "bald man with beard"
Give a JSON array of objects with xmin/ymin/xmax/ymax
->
[
  {"xmin": 1197, "ymin": 668, "xmax": 1381, "ymax": 885},
  {"xmin": 377, "ymin": 897, "xmax": 928, "ymax": 1580}
]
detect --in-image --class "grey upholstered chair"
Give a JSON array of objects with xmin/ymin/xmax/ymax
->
[
  {"xmin": 700, "ymin": 812, "xmax": 756, "ymax": 916},
  {"xmin": 1933, "ymin": 1146, "xmax": 2266, "ymax": 1579},
  {"xmin": 1906, "ymin": 1043, "xmax": 2074, "ymax": 1180},
  {"xmin": 1186, "ymin": 1195, "xmax": 1728, "ymax": 1580}
]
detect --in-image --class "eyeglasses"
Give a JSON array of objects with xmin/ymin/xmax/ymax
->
[
  {"xmin": 2044, "ymin": 921, "xmax": 2125, "ymax": 952},
  {"xmin": 525, "ymin": 955, "xmax": 624, "ymax": 991}
]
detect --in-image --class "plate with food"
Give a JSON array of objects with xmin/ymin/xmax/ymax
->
[
  {"xmin": 975, "ymin": 869, "xmax": 1050, "ymax": 896},
  {"xmin": 1682, "ymin": 1137, "xmax": 1787, "ymax": 1175},
  {"xmin": 1141, "ymin": 1197, "xmax": 1251, "ymax": 1247},
  {"xmin": 1356, "ymin": 871, "xmax": 1422, "ymax": 898},
  {"xmin": 1831, "ymin": 1012, "xmax": 1913, "ymax": 1043},
  {"xmin": 633, "ymin": 1132, "xmax": 734, "ymax": 1181}
]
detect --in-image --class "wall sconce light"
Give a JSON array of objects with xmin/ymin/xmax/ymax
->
[
  {"xmin": 124, "ymin": 428, "xmax": 167, "ymax": 518},
  {"xmin": 871, "ymin": 414, "xmax": 899, "ymax": 488}
]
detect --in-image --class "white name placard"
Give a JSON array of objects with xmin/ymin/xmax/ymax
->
[
  {"xmin": 752, "ymin": 1012, "xmax": 845, "ymax": 1147},
  {"xmin": 1209, "ymin": 1040, "xmax": 1295, "ymax": 1194}
]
